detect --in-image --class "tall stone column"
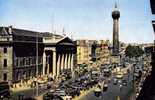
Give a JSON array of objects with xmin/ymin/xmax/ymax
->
[
  {"xmin": 61, "ymin": 54, "xmax": 64, "ymax": 72},
  {"xmin": 57, "ymin": 54, "xmax": 60, "ymax": 76},
  {"xmin": 47, "ymin": 55, "xmax": 50, "ymax": 75},
  {"xmin": 52, "ymin": 48, "xmax": 56, "ymax": 78},
  {"xmin": 43, "ymin": 51, "xmax": 46, "ymax": 75},
  {"xmin": 66, "ymin": 54, "xmax": 69, "ymax": 69},
  {"xmin": 64, "ymin": 54, "xmax": 67, "ymax": 69},
  {"xmin": 68, "ymin": 53, "xmax": 71, "ymax": 70},
  {"xmin": 71, "ymin": 54, "xmax": 74, "ymax": 78},
  {"xmin": 71, "ymin": 54, "xmax": 74, "ymax": 72}
]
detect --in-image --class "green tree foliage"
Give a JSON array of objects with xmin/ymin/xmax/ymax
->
[{"xmin": 125, "ymin": 45, "xmax": 144, "ymax": 58}]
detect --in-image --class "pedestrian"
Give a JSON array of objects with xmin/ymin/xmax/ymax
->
[
  {"xmin": 34, "ymin": 77, "xmax": 37, "ymax": 87},
  {"xmin": 120, "ymin": 84, "xmax": 122, "ymax": 92}
]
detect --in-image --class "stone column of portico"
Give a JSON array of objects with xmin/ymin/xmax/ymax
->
[
  {"xmin": 71, "ymin": 54, "xmax": 74, "ymax": 73},
  {"xmin": 57, "ymin": 54, "xmax": 60, "ymax": 76},
  {"xmin": 61, "ymin": 54, "xmax": 64, "ymax": 73},
  {"xmin": 43, "ymin": 51, "xmax": 46, "ymax": 75},
  {"xmin": 68, "ymin": 53, "xmax": 71, "ymax": 70},
  {"xmin": 66, "ymin": 53, "xmax": 69, "ymax": 70},
  {"xmin": 64, "ymin": 54, "xmax": 67, "ymax": 70},
  {"xmin": 47, "ymin": 55, "xmax": 50, "ymax": 75},
  {"xmin": 52, "ymin": 48, "xmax": 57, "ymax": 79}
]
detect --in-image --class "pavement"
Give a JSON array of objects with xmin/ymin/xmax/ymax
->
[{"xmin": 11, "ymin": 76, "xmax": 54, "ymax": 100}]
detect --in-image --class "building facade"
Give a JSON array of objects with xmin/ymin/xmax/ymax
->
[
  {"xmin": 76, "ymin": 40, "xmax": 91, "ymax": 65},
  {"xmin": 76, "ymin": 40, "xmax": 110, "ymax": 66},
  {"xmin": 97, "ymin": 40, "xmax": 110, "ymax": 64},
  {"xmin": 0, "ymin": 26, "xmax": 76, "ymax": 82}
]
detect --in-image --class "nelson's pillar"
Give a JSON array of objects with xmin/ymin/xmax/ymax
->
[{"xmin": 112, "ymin": 3, "xmax": 120, "ymax": 56}]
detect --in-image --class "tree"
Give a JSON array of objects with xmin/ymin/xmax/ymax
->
[{"xmin": 125, "ymin": 45, "xmax": 144, "ymax": 58}]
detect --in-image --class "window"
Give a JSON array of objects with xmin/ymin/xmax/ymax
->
[
  {"xmin": 29, "ymin": 58, "xmax": 32, "ymax": 65},
  {"xmin": 20, "ymin": 58, "xmax": 23, "ymax": 66},
  {"xmin": 4, "ymin": 59, "xmax": 7, "ymax": 67},
  {"xmin": 3, "ymin": 73, "xmax": 7, "ymax": 81},
  {"xmin": 23, "ymin": 58, "xmax": 26, "ymax": 66},
  {"xmin": 4, "ymin": 47, "xmax": 7, "ymax": 53},
  {"xmin": 26, "ymin": 58, "xmax": 29, "ymax": 66},
  {"xmin": 16, "ymin": 59, "xmax": 19, "ymax": 67}
]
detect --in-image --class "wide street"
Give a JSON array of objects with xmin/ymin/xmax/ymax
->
[
  {"xmin": 79, "ymin": 66, "xmax": 134, "ymax": 100},
  {"xmin": 9, "ymin": 59, "xmax": 148, "ymax": 100}
]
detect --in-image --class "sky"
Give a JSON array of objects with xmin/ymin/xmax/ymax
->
[{"xmin": 0, "ymin": 0, "xmax": 154, "ymax": 43}]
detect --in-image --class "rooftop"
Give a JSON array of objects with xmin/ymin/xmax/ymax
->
[{"xmin": 0, "ymin": 26, "xmax": 63, "ymax": 38}]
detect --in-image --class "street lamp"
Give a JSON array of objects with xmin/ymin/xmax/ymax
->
[{"xmin": 36, "ymin": 32, "xmax": 39, "ymax": 96}]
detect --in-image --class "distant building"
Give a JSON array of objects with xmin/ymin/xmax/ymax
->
[
  {"xmin": 0, "ymin": 26, "xmax": 76, "ymax": 82},
  {"xmin": 97, "ymin": 40, "xmax": 110, "ymax": 64},
  {"xmin": 76, "ymin": 40, "xmax": 92, "ymax": 65},
  {"xmin": 76, "ymin": 39, "xmax": 110, "ymax": 66}
]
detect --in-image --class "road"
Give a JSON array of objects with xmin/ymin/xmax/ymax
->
[
  {"xmin": 11, "ymin": 64, "xmax": 135, "ymax": 100},
  {"xmin": 80, "ymin": 67, "xmax": 134, "ymax": 100}
]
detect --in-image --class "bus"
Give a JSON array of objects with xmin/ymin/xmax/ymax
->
[{"xmin": 0, "ymin": 82, "xmax": 11, "ymax": 99}]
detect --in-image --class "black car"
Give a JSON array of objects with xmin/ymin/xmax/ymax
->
[{"xmin": 43, "ymin": 92, "xmax": 63, "ymax": 100}]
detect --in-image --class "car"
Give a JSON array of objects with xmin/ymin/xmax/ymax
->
[
  {"xmin": 113, "ymin": 78, "xmax": 118, "ymax": 85},
  {"xmin": 94, "ymin": 87, "xmax": 102, "ymax": 97},
  {"xmin": 43, "ymin": 92, "xmax": 54, "ymax": 100},
  {"xmin": 122, "ymin": 80, "xmax": 127, "ymax": 86},
  {"xmin": 116, "ymin": 72, "xmax": 123, "ymax": 79},
  {"xmin": 43, "ymin": 92, "xmax": 63, "ymax": 100},
  {"xmin": 55, "ymin": 89, "xmax": 66, "ymax": 97},
  {"xmin": 118, "ymin": 80, "xmax": 122, "ymax": 84},
  {"xmin": 103, "ymin": 83, "xmax": 108, "ymax": 92}
]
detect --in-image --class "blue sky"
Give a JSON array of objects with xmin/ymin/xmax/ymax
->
[{"xmin": 0, "ymin": 0, "xmax": 154, "ymax": 43}]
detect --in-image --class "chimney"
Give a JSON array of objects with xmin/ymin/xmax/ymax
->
[{"xmin": 8, "ymin": 26, "xmax": 13, "ymax": 34}]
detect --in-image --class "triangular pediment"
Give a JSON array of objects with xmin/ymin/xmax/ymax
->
[{"xmin": 56, "ymin": 37, "xmax": 74, "ymax": 45}]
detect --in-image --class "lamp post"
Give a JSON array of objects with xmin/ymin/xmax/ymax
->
[{"xmin": 36, "ymin": 32, "xmax": 39, "ymax": 96}]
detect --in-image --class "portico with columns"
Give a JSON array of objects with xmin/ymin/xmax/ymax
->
[{"xmin": 43, "ymin": 37, "xmax": 76, "ymax": 79}]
